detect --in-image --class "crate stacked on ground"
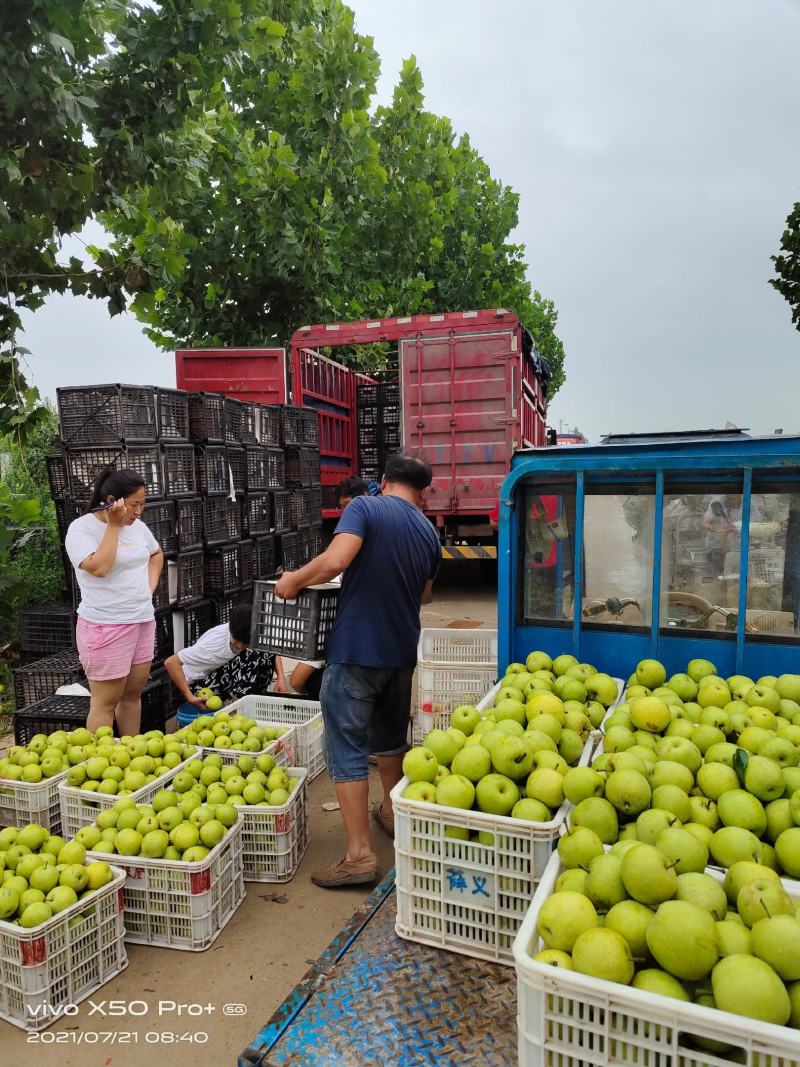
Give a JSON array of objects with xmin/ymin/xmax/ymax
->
[
  {"xmin": 356, "ymin": 380, "xmax": 401, "ymax": 481},
  {"xmin": 227, "ymin": 693, "xmax": 326, "ymax": 781},
  {"xmin": 280, "ymin": 403, "xmax": 322, "ymax": 570},
  {"xmin": 412, "ymin": 628, "xmax": 499, "ymax": 744}
]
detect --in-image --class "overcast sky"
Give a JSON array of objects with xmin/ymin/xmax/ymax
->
[{"xmin": 20, "ymin": 0, "xmax": 800, "ymax": 441}]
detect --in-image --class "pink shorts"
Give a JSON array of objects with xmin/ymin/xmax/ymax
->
[{"xmin": 76, "ymin": 619, "xmax": 156, "ymax": 681}]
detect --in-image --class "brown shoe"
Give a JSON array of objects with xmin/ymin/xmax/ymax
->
[
  {"xmin": 311, "ymin": 854, "xmax": 378, "ymax": 888},
  {"xmin": 372, "ymin": 802, "xmax": 394, "ymax": 840}
]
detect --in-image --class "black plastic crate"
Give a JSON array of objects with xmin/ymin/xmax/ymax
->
[
  {"xmin": 308, "ymin": 523, "xmax": 324, "ymax": 558},
  {"xmin": 46, "ymin": 453, "xmax": 68, "ymax": 498},
  {"xmin": 153, "ymin": 608, "xmax": 175, "ymax": 665},
  {"xmin": 57, "ymin": 384, "xmax": 158, "ymax": 447},
  {"xmin": 214, "ymin": 590, "xmax": 250, "ymax": 625},
  {"xmin": 153, "ymin": 564, "xmax": 170, "ymax": 611},
  {"xmin": 188, "ymin": 393, "xmax": 226, "ymax": 443},
  {"xmin": 228, "ymin": 447, "xmax": 246, "ymax": 495},
  {"xmin": 176, "ymin": 497, "xmax": 204, "ymax": 551},
  {"xmin": 357, "ymin": 383, "xmax": 380, "ymax": 422},
  {"xmin": 358, "ymin": 420, "xmax": 380, "ymax": 450},
  {"xmin": 195, "ymin": 445, "xmax": 229, "ymax": 496},
  {"xmin": 54, "ymin": 497, "xmax": 79, "ymax": 538},
  {"xmin": 14, "ymin": 694, "xmax": 91, "ymax": 744},
  {"xmin": 272, "ymin": 490, "xmax": 291, "ymax": 534},
  {"xmin": 205, "ymin": 542, "xmax": 241, "ymax": 595},
  {"xmin": 285, "ymin": 446, "xmax": 320, "ymax": 488},
  {"xmin": 321, "ymin": 484, "xmax": 339, "ymax": 512},
  {"xmin": 157, "ymin": 388, "xmax": 190, "ymax": 442},
  {"xmin": 290, "ymin": 489, "xmax": 311, "ymax": 530},
  {"xmin": 359, "ymin": 443, "xmax": 381, "ymax": 481},
  {"xmin": 141, "ymin": 669, "xmax": 170, "ymax": 732},
  {"xmin": 65, "ymin": 445, "xmax": 163, "ymax": 505},
  {"xmin": 258, "ymin": 405, "xmax": 282, "ymax": 447},
  {"xmin": 278, "ymin": 531, "xmax": 304, "ymax": 572},
  {"xmin": 239, "ymin": 539, "xmax": 256, "ymax": 587},
  {"xmin": 224, "ymin": 397, "xmax": 243, "ymax": 444},
  {"xmin": 242, "ymin": 493, "xmax": 271, "ymax": 537},
  {"xmin": 239, "ymin": 402, "xmax": 258, "ymax": 445},
  {"xmin": 170, "ymin": 550, "xmax": 205, "ymax": 605},
  {"xmin": 308, "ymin": 486, "xmax": 323, "ymax": 522},
  {"xmin": 141, "ymin": 500, "xmax": 177, "ymax": 555},
  {"xmin": 173, "ymin": 599, "xmax": 217, "ymax": 649},
  {"xmin": 379, "ymin": 380, "xmax": 400, "ymax": 412},
  {"xmin": 253, "ymin": 535, "xmax": 277, "ymax": 579},
  {"xmin": 161, "ymin": 444, "xmax": 196, "ymax": 498},
  {"xmin": 12, "ymin": 650, "xmax": 85, "ymax": 711},
  {"xmin": 19, "ymin": 603, "xmax": 76, "ymax": 654},
  {"xmin": 380, "ymin": 421, "xmax": 402, "ymax": 451},
  {"xmin": 251, "ymin": 580, "xmax": 339, "ymax": 659},
  {"xmin": 203, "ymin": 496, "xmax": 242, "ymax": 545},
  {"xmin": 280, "ymin": 405, "xmax": 318, "ymax": 447},
  {"xmin": 244, "ymin": 446, "xmax": 270, "ymax": 492}
]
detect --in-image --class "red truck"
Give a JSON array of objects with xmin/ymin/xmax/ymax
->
[{"xmin": 176, "ymin": 308, "xmax": 550, "ymax": 558}]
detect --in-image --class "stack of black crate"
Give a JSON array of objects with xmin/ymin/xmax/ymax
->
[
  {"xmin": 356, "ymin": 381, "xmax": 401, "ymax": 482},
  {"xmin": 281, "ymin": 404, "xmax": 323, "ymax": 570}
]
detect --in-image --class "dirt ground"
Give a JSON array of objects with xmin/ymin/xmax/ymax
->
[{"xmin": 3, "ymin": 562, "xmax": 497, "ymax": 1067}]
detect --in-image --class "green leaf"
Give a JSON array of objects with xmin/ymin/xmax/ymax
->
[{"xmin": 733, "ymin": 747, "xmax": 750, "ymax": 787}]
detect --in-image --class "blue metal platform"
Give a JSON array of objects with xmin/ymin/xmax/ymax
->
[{"xmin": 239, "ymin": 870, "xmax": 517, "ymax": 1067}]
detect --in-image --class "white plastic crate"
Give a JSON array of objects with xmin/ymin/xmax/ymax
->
[
  {"xmin": 412, "ymin": 663, "xmax": 499, "ymax": 744},
  {"xmin": 57, "ymin": 753, "xmax": 196, "ymax": 837},
  {"xmin": 513, "ymin": 854, "xmax": 800, "ymax": 1067},
  {"xmin": 87, "ymin": 816, "xmax": 245, "ymax": 951},
  {"xmin": 417, "ymin": 627, "xmax": 498, "ymax": 667},
  {"xmin": 226, "ymin": 695, "xmax": 325, "ymax": 781},
  {"xmin": 391, "ymin": 734, "xmax": 594, "ymax": 966},
  {"xmin": 197, "ymin": 721, "xmax": 297, "ymax": 766},
  {"xmin": 0, "ymin": 864, "xmax": 127, "ymax": 1032},
  {"xmin": 0, "ymin": 769, "xmax": 69, "ymax": 835},
  {"xmin": 206, "ymin": 758, "xmax": 309, "ymax": 882}
]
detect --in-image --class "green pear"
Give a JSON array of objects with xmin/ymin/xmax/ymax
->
[
  {"xmin": 775, "ymin": 826, "xmax": 800, "ymax": 878},
  {"xmin": 737, "ymin": 878, "xmax": 795, "ymax": 927},
  {"xmin": 562, "ymin": 766, "xmax": 605, "ymax": 806},
  {"xmin": 649, "ymin": 761, "xmax": 694, "ymax": 794},
  {"xmin": 585, "ymin": 853, "xmax": 628, "ymax": 913},
  {"xmin": 675, "ymin": 872, "xmax": 727, "ymax": 920},
  {"xmin": 723, "ymin": 860, "xmax": 780, "ymax": 904},
  {"xmin": 568, "ymin": 797, "xmax": 619, "ymax": 844},
  {"xmin": 656, "ymin": 827, "xmax": 709, "ymax": 874},
  {"xmin": 712, "ymin": 954, "xmax": 791, "ymax": 1024},
  {"xmin": 555, "ymin": 869, "xmax": 588, "ymax": 894},
  {"xmin": 743, "ymin": 756, "xmax": 785, "ymax": 803},
  {"xmin": 636, "ymin": 809, "xmax": 679, "ymax": 846},
  {"xmin": 571, "ymin": 927, "xmax": 634, "ymax": 984},
  {"xmin": 603, "ymin": 899, "xmax": 654, "ymax": 958},
  {"xmin": 632, "ymin": 969, "xmax": 690, "ymax": 1001},
  {"xmin": 557, "ymin": 826, "xmax": 604, "ymax": 870},
  {"xmin": 716, "ymin": 920, "xmax": 752, "ymax": 957},
  {"xmin": 650, "ymin": 784, "xmax": 692, "ymax": 823},
  {"xmin": 646, "ymin": 900, "xmax": 719, "ymax": 980},
  {"xmin": 604, "ymin": 770, "xmax": 651, "ymax": 817},
  {"xmin": 696, "ymin": 762, "xmax": 739, "ymax": 801},
  {"xmin": 620, "ymin": 844, "xmax": 677, "ymax": 905},
  {"xmin": 536, "ymin": 890, "xmax": 599, "ymax": 952},
  {"xmin": 750, "ymin": 915, "xmax": 800, "ymax": 980},
  {"xmin": 710, "ymin": 826, "xmax": 763, "ymax": 869}
]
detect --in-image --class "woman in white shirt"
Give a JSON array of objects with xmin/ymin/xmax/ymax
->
[{"xmin": 65, "ymin": 468, "xmax": 164, "ymax": 735}]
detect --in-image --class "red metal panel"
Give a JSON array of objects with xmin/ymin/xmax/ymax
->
[
  {"xmin": 290, "ymin": 347, "xmax": 377, "ymax": 517},
  {"xmin": 292, "ymin": 308, "xmax": 520, "ymax": 348},
  {"xmin": 401, "ymin": 328, "xmax": 521, "ymax": 515},
  {"xmin": 175, "ymin": 348, "xmax": 287, "ymax": 404}
]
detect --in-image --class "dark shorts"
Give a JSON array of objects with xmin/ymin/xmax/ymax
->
[{"xmin": 320, "ymin": 663, "xmax": 414, "ymax": 783}]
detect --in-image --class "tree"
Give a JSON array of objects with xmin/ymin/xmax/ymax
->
[
  {"xmin": 772, "ymin": 202, "xmax": 800, "ymax": 331},
  {"xmin": 2, "ymin": 1, "xmax": 565, "ymax": 413}
]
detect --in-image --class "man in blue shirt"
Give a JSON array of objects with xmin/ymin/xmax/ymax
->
[{"xmin": 275, "ymin": 454, "xmax": 441, "ymax": 888}]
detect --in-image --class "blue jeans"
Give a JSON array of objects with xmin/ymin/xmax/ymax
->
[{"xmin": 321, "ymin": 663, "xmax": 414, "ymax": 783}]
